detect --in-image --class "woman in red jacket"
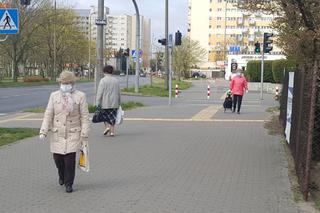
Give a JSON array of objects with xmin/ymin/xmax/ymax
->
[{"xmin": 230, "ymin": 70, "xmax": 248, "ymax": 114}]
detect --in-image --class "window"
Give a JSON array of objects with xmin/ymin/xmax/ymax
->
[
  {"xmin": 217, "ymin": 17, "xmax": 222, "ymax": 20},
  {"xmin": 209, "ymin": 8, "xmax": 212, "ymax": 12},
  {"xmin": 217, "ymin": 25, "xmax": 221, "ymax": 28},
  {"xmin": 209, "ymin": 25, "xmax": 212, "ymax": 28},
  {"xmin": 218, "ymin": 8, "xmax": 222, "ymax": 12}
]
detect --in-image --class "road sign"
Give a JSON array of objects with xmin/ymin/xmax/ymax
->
[
  {"xmin": 95, "ymin": 19, "xmax": 106, "ymax": 25},
  {"xmin": 0, "ymin": 9, "xmax": 19, "ymax": 34},
  {"xmin": 131, "ymin": 49, "xmax": 143, "ymax": 58},
  {"xmin": 229, "ymin": 46, "xmax": 240, "ymax": 53}
]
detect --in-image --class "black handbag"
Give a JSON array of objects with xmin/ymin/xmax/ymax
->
[{"xmin": 92, "ymin": 106, "xmax": 104, "ymax": 123}]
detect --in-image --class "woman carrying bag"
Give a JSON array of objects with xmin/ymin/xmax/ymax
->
[
  {"xmin": 39, "ymin": 71, "xmax": 90, "ymax": 193},
  {"xmin": 96, "ymin": 65, "xmax": 121, "ymax": 137}
]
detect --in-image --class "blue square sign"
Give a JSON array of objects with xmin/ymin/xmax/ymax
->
[{"xmin": 0, "ymin": 9, "xmax": 19, "ymax": 34}]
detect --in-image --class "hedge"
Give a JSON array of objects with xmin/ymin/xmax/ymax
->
[
  {"xmin": 245, "ymin": 60, "xmax": 274, "ymax": 82},
  {"xmin": 23, "ymin": 76, "xmax": 49, "ymax": 82},
  {"xmin": 272, "ymin": 59, "xmax": 296, "ymax": 83}
]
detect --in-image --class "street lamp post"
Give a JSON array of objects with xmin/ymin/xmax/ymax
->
[
  {"xmin": 88, "ymin": 12, "xmax": 91, "ymax": 80},
  {"xmin": 95, "ymin": 0, "xmax": 105, "ymax": 95},
  {"xmin": 88, "ymin": 10, "xmax": 96, "ymax": 80},
  {"xmin": 223, "ymin": 0, "xmax": 227, "ymax": 62},
  {"xmin": 132, "ymin": 0, "xmax": 140, "ymax": 93},
  {"xmin": 165, "ymin": 0, "xmax": 169, "ymax": 90}
]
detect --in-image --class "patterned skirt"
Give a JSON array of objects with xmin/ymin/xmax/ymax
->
[{"xmin": 101, "ymin": 108, "xmax": 118, "ymax": 125}]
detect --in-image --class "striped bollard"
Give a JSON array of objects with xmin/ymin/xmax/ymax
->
[
  {"xmin": 207, "ymin": 85, "xmax": 210, "ymax": 99},
  {"xmin": 275, "ymin": 86, "xmax": 279, "ymax": 100},
  {"xmin": 175, "ymin": 84, "xmax": 179, "ymax": 98}
]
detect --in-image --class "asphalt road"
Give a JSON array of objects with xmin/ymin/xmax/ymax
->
[{"xmin": 0, "ymin": 76, "xmax": 151, "ymax": 115}]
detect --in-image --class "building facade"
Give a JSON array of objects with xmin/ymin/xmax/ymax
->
[
  {"xmin": 188, "ymin": 0, "xmax": 281, "ymax": 69},
  {"xmin": 74, "ymin": 7, "xmax": 151, "ymax": 69}
]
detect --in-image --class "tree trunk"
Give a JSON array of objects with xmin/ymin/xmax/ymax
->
[{"xmin": 12, "ymin": 48, "xmax": 18, "ymax": 82}]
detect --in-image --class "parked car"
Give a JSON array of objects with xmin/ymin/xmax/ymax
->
[
  {"xmin": 139, "ymin": 72, "xmax": 146, "ymax": 77},
  {"xmin": 120, "ymin": 73, "xmax": 125, "ymax": 76},
  {"xmin": 192, "ymin": 72, "xmax": 206, "ymax": 78}
]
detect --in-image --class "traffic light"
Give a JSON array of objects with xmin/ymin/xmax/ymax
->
[
  {"xmin": 231, "ymin": 62, "xmax": 237, "ymax": 72},
  {"xmin": 158, "ymin": 38, "xmax": 167, "ymax": 46},
  {"xmin": 254, "ymin": 42, "xmax": 260, "ymax": 54},
  {"xmin": 123, "ymin": 48, "xmax": 130, "ymax": 57},
  {"xmin": 263, "ymin": 33, "xmax": 273, "ymax": 53},
  {"xmin": 175, "ymin": 30, "xmax": 182, "ymax": 46},
  {"xmin": 20, "ymin": 0, "xmax": 31, "ymax": 5}
]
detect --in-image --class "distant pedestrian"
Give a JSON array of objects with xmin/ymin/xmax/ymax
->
[
  {"xmin": 39, "ymin": 71, "xmax": 90, "ymax": 193},
  {"xmin": 230, "ymin": 70, "xmax": 248, "ymax": 114},
  {"xmin": 96, "ymin": 65, "xmax": 121, "ymax": 137}
]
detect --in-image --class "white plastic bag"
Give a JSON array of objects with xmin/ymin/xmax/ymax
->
[
  {"xmin": 78, "ymin": 139, "xmax": 89, "ymax": 172},
  {"xmin": 116, "ymin": 106, "xmax": 124, "ymax": 125}
]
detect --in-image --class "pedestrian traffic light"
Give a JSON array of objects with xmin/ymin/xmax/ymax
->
[
  {"xmin": 158, "ymin": 38, "xmax": 167, "ymax": 46},
  {"xmin": 254, "ymin": 42, "xmax": 260, "ymax": 54},
  {"xmin": 20, "ymin": 0, "xmax": 31, "ymax": 5},
  {"xmin": 263, "ymin": 33, "xmax": 273, "ymax": 53},
  {"xmin": 231, "ymin": 62, "xmax": 237, "ymax": 72},
  {"xmin": 175, "ymin": 30, "xmax": 182, "ymax": 46}
]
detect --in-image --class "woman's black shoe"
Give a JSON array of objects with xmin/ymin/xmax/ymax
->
[
  {"xmin": 65, "ymin": 185, "xmax": 73, "ymax": 193},
  {"xmin": 59, "ymin": 178, "xmax": 64, "ymax": 185}
]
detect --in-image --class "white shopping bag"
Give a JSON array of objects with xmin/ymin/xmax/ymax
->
[
  {"xmin": 116, "ymin": 106, "xmax": 124, "ymax": 125},
  {"xmin": 78, "ymin": 140, "xmax": 89, "ymax": 172}
]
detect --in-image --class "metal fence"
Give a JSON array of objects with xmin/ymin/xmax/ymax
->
[{"xmin": 280, "ymin": 62, "xmax": 320, "ymax": 200}]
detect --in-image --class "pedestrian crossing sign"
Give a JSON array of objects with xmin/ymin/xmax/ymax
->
[{"xmin": 0, "ymin": 9, "xmax": 19, "ymax": 34}]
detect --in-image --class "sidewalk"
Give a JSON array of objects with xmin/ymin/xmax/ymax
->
[{"xmin": 0, "ymin": 80, "xmax": 300, "ymax": 213}]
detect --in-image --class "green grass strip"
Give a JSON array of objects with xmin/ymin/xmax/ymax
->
[{"xmin": 0, "ymin": 128, "xmax": 39, "ymax": 147}]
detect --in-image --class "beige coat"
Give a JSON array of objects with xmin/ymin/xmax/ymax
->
[
  {"xmin": 96, "ymin": 74, "xmax": 121, "ymax": 109},
  {"xmin": 40, "ymin": 90, "xmax": 90, "ymax": 155}
]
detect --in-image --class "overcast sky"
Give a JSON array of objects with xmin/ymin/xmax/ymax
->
[{"xmin": 69, "ymin": 0, "xmax": 188, "ymax": 41}]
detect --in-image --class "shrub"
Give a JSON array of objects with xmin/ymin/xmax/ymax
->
[
  {"xmin": 23, "ymin": 76, "xmax": 49, "ymax": 82},
  {"xmin": 272, "ymin": 59, "xmax": 296, "ymax": 83},
  {"xmin": 246, "ymin": 60, "xmax": 274, "ymax": 82}
]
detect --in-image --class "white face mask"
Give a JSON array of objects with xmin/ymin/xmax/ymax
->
[{"xmin": 60, "ymin": 84, "xmax": 73, "ymax": 93}]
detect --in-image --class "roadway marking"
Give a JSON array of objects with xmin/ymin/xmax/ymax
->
[
  {"xmin": 16, "ymin": 117, "xmax": 267, "ymax": 123},
  {"xmin": 125, "ymin": 118, "xmax": 266, "ymax": 122},
  {"xmin": 0, "ymin": 113, "xmax": 33, "ymax": 124},
  {"xmin": 191, "ymin": 105, "xmax": 220, "ymax": 120}
]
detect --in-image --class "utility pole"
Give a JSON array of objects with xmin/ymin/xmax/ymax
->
[
  {"xmin": 132, "ymin": 0, "xmax": 140, "ymax": 93},
  {"xmin": 260, "ymin": 50, "xmax": 264, "ymax": 100},
  {"xmin": 88, "ymin": 12, "xmax": 92, "ymax": 80},
  {"xmin": 95, "ymin": 0, "xmax": 105, "ymax": 95},
  {"xmin": 53, "ymin": 0, "xmax": 56, "ymax": 80},
  {"xmin": 165, "ymin": 0, "xmax": 169, "ymax": 90}
]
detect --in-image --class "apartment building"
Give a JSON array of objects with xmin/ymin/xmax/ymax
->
[
  {"xmin": 105, "ymin": 15, "xmax": 132, "ymax": 52},
  {"xmin": 106, "ymin": 15, "xmax": 151, "ymax": 68},
  {"xmin": 188, "ymin": 0, "xmax": 281, "ymax": 69},
  {"xmin": 74, "ymin": 7, "xmax": 151, "ymax": 68},
  {"xmin": 74, "ymin": 7, "xmax": 109, "ymax": 42}
]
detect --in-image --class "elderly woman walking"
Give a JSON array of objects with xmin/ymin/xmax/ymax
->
[
  {"xmin": 96, "ymin": 65, "xmax": 121, "ymax": 137},
  {"xmin": 39, "ymin": 71, "xmax": 89, "ymax": 193}
]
